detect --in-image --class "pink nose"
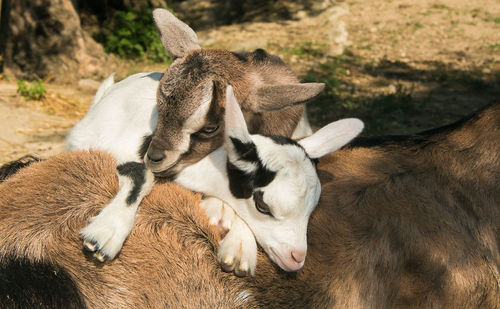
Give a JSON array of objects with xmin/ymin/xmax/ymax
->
[{"xmin": 291, "ymin": 250, "xmax": 306, "ymax": 264}]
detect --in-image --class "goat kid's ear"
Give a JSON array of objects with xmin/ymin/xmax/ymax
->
[
  {"xmin": 299, "ymin": 118, "xmax": 364, "ymax": 159},
  {"xmin": 152, "ymin": 8, "xmax": 201, "ymax": 59},
  {"xmin": 245, "ymin": 83, "xmax": 325, "ymax": 112},
  {"xmin": 224, "ymin": 85, "xmax": 252, "ymax": 144},
  {"xmin": 224, "ymin": 85, "xmax": 258, "ymax": 166}
]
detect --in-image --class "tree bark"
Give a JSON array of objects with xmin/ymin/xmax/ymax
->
[
  {"xmin": 5, "ymin": 0, "xmax": 107, "ymax": 81},
  {"xmin": 0, "ymin": 0, "xmax": 12, "ymax": 73}
]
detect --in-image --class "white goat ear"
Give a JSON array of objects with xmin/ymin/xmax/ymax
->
[
  {"xmin": 224, "ymin": 85, "xmax": 252, "ymax": 144},
  {"xmin": 152, "ymin": 8, "xmax": 200, "ymax": 59},
  {"xmin": 224, "ymin": 85, "xmax": 257, "ymax": 174},
  {"xmin": 299, "ymin": 118, "xmax": 364, "ymax": 159},
  {"xmin": 245, "ymin": 83, "xmax": 325, "ymax": 112}
]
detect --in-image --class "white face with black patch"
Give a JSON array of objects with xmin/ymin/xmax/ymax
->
[
  {"xmin": 220, "ymin": 84, "xmax": 363, "ymax": 272},
  {"xmin": 226, "ymin": 134, "xmax": 321, "ymax": 272}
]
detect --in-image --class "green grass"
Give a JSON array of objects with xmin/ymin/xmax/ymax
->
[
  {"xmin": 484, "ymin": 16, "xmax": 500, "ymax": 24},
  {"xmin": 17, "ymin": 79, "xmax": 46, "ymax": 101},
  {"xmin": 431, "ymin": 3, "xmax": 450, "ymax": 10},
  {"xmin": 275, "ymin": 41, "xmax": 327, "ymax": 59},
  {"xmin": 412, "ymin": 22, "xmax": 425, "ymax": 31},
  {"xmin": 427, "ymin": 65, "xmax": 492, "ymax": 90},
  {"xmin": 485, "ymin": 43, "xmax": 500, "ymax": 52},
  {"xmin": 471, "ymin": 8, "xmax": 481, "ymax": 15},
  {"xmin": 99, "ymin": 6, "xmax": 172, "ymax": 63}
]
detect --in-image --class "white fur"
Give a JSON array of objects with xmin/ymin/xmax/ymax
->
[
  {"xmin": 298, "ymin": 118, "xmax": 364, "ymax": 158},
  {"xmin": 200, "ymin": 197, "xmax": 235, "ymax": 230},
  {"xmin": 183, "ymin": 82, "xmax": 213, "ymax": 134},
  {"xmin": 67, "ymin": 73, "xmax": 161, "ymax": 163}
]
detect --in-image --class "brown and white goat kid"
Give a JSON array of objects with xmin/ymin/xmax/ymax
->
[
  {"xmin": 67, "ymin": 9, "xmax": 325, "ymax": 264},
  {"xmin": 0, "ymin": 103, "xmax": 498, "ymax": 308},
  {"xmin": 173, "ymin": 85, "xmax": 363, "ymax": 275}
]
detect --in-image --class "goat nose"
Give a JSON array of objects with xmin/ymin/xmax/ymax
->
[
  {"xmin": 147, "ymin": 148, "xmax": 165, "ymax": 163},
  {"xmin": 291, "ymin": 250, "xmax": 306, "ymax": 264}
]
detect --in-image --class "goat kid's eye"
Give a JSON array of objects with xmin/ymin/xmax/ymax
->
[
  {"xmin": 253, "ymin": 191, "xmax": 272, "ymax": 216},
  {"xmin": 195, "ymin": 124, "xmax": 220, "ymax": 138}
]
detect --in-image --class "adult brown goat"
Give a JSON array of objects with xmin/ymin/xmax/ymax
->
[{"xmin": 0, "ymin": 103, "xmax": 498, "ymax": 308}]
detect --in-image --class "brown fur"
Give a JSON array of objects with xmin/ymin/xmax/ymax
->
[{"xmin": 0, "ymin": 103, "xmax": 498, "ymax": 308}]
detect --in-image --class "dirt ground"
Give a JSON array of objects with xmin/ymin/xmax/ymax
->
[{"xmin": 0, "ymin": 0, "xmax": 499, "ymax": 164}]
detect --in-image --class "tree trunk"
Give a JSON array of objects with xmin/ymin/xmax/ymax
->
[
  {"xmin": 5, "ymin": 0, "xmax": 107, "ymax": 81},
  {"xmin": 0, "ymin": 0, "xmax": 12, "ymax": 73}
]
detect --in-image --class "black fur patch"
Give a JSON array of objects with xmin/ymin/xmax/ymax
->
[
  {"xmin": 0, "ymin": 257, "xmax": 85, "ymax": 309},
  {"xmin": 0, "ymin": 155, "xmax": 42, "ymax": 183},
  {"xmin": 266, "ymin": 134, "xmax": 301, "ymax": 147},
  {"xmin": 117, "ymin": 162, "xmax": 147, "ymax": 205},
  {"xmin": 138, "ymin": 135, "xmax": 153, "ymax": 160},
  {"xmin": 226, "ymin": 138, "xmax": 277, "ymax": 198},
  {"xmin": 252, "ymin": 49, "xmax": 269, "ymax": 62},
  {"xmin": 266, "ymin": 134, "xmax": 318, "ymax": 167},
  {"xmin": 254, "ymin": 166, "xmax": 276, "ymax": 188},
  {"xmin": 350, "ymin": 135, "xmax": 419, "ymax": 148},
  {"xmin": 251, "ymin": 48, "xmax": 285, "ymax": 65},
  {"xmin": 227, "ymin": 161, "xmax": 254, "ymax": 199},
  {"xmin": 230, "ymin": 137, "xmax": 259, "ymax": 162}
]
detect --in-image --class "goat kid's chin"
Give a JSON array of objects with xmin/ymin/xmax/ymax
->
[{"xmin": 145, "ymin": 159, "xmax": 183, "ymax": 180}]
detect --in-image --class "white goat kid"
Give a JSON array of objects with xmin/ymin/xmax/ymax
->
[{"xmin": 174, "ymin": 86, "xmax": 364, "ymax": 276}]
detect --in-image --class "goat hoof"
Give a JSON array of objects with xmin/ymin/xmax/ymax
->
[
  {"xmin": 221, "ymin": 256, "xmax": 236, "ymax": 272},
  {"xmin": 93, "ymin": 251, "xmax": 107, "ymax": 262},
  {"xmin": 234, "ymin": 265, "xmax": 248, "ymax": 277},
  {"xmin": 83, "ymin": 240, "xmax": 98, "ymax": 252}
]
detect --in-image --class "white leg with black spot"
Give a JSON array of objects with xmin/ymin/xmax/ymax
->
[{"xmin": 79, "ymin": 168, "xmax": 154, "ymax": 261}]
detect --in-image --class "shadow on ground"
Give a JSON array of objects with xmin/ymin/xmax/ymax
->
[{"xmin": 304, "ymin": 52, "xmax": 499, "ymax": 135}]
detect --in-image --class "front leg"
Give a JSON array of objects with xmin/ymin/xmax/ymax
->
[
  {"xmin": 80, "ymin": 162, "xmax": 154, "ymax": 261},
  {"xmin": 200, "ymin": 196, "xmax": 258, "ymax": 276},
  {"xmin": 217, "ymin": 215, "xmax": 258, "ymax": 277}
]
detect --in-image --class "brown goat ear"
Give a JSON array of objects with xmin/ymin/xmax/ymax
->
[
  {"xmin": 245, "ymin": 83, "xmax": 325, "ymax": 112},
  {"xmin": 152, "ymin": 9, "xmax": 201, "ymax": 59}
]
